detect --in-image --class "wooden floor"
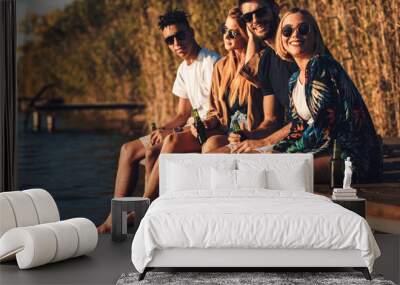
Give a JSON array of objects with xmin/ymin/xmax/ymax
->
[{"xmin": 0, "ymin": 234, "xmax": 399, "ymax": 285}]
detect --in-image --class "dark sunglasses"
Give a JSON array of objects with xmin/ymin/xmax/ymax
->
[
  {"xmin": 164, "ymin": 30, "xmax": 186, "ymax": 45},
  {"xmin": 282, "ymin": 23, "xmax": 310, "ymax": 38},
  {"xmin": 220, "ymin": 26, "xmax": 239, "ymax": 39},
  {"xmin": 241, "ymin": 6, "xmax": 271, "ymax": 23}
]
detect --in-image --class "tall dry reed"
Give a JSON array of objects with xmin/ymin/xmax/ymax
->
[
  {"xmin": 135, "ymin": 0, "xmax": 399, "ymax": 137},
  {"xmin": 19, "ymin": 0, "xmax": 398, "ymax": 136}
]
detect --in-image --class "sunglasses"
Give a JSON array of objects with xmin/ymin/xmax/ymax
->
[
  {"xmin": 220, "ymin": 26, "xmax": 239, "ymax": 39},
  {"xmin": 164, "ymin": 30, "xmax": 186, "ymax": 45},
  {"xmin": 282, "ymin": 23, "xmax": 310, "ymax": 38},
  {"xmin": 241, "ymin": 6, "xmax": 272, "ymax": 23}
]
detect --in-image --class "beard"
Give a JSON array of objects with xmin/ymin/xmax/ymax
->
[{"xmin": 259, "ymin": 14, "xmax": 279, "ymax": 41}]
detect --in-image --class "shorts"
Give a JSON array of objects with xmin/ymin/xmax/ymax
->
[
  {"xmin": 138, "ymin": 134, "xmax": 151, "ymax": 149},
  {"xmin": 255, "ymin": 145, "xmax": 274, "ymax": 153}
]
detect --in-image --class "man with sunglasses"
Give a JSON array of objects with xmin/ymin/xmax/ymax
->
[
  {"xmin": 98, "ymin": 10, "xmax": 219, "ymax": 233},
  {"xmin": 229, "ymin": 0, "xmax": 299, "ymax": 153},
  {"xmin": 155, "ymin": 9, "xmax": 219, "ymax": 141},
  {"xmin": 143, "ymin": 10, "xmax": 223, "ymax": 199}
]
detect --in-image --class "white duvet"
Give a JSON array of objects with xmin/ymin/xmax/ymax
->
[{"xmin": 131, "ymin": 190, "xmax": 380, "ymax": 273}]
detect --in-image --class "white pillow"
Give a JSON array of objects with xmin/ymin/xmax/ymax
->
[
  {"xmin": 211, "ymin": 169, "xmax": 267, "ymax": 190},
  {"xmin": 211, "ymin": 168, "xmax": 236, "ymax": 190},
  {"xmin": 167, "ymin": 160, "xmax": 235, "ymax": 192},
  {"xmin": 266, "ymin": 162, "xmax": 307, "ymax": 191},
  {"xmin": 238, "ymin": 159, "xmax": 308, "ymax": 191},
  {"xmin": 237, "ymin": 169, "xmax": 267, "ymax": 189}
]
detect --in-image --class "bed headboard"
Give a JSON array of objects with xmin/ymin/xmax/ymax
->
[{"xmin": 159, "ymin": 153, "xmax": 314, "ymax": 196}]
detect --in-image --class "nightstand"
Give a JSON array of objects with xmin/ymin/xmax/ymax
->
[
  {"xmin": 111, "ymin": 197, "xmax": 150, "ymax": 242},
  {"xmin": 332, "ymin": 198, "xmax": 366, "ymax": 218}
]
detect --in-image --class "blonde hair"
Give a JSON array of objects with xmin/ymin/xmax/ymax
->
[
  {"xmin": 275, "ymin": 8, "xmax": 327, "ymax": 62},
  {"xmin": 219, "ymin": 7, "xmax": 251, "ymax": 108}
]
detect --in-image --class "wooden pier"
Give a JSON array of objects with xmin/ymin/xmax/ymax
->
[
  {"xmin": 20, "ymin": 84, "xmax": 145, "ymax": 132},
  {"xmin": 35, "ymin": 102, "xmax": 145, "ymax": 111},
  {"xmin": 30, "ymin": 102, "xmax": 145, "ymax": 132}
]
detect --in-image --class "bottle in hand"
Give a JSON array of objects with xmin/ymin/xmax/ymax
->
[
  {"xmin": 232, "ymin": 118, "xmax": 241, "ymax": 133},
  {"xmin": 150, "ymin": 122, "xmax": 157, "ymax": 131},
  {"xmin": 192, "ymin": 108, "xmax": 207, "ymax": 145},
  {"xmin": 330, "ymin": 139, "xmax": 344, "ymax": 188},
  {"xmin": 231, "ymin": 118, "xmax": 246, "ymax": 141}
]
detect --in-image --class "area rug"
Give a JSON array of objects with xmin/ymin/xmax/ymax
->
[{"xmin": 116, "ymin": 271, "xmax": 395, "ymax": 285}]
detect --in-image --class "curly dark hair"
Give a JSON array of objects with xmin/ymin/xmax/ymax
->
[
  {"xmin": 238, "ymin": 0, "xmax": 275, "ymax": 7},
  {"xmin": 158, "ymin": 9, "xmax": 190, "ymax": 31}
]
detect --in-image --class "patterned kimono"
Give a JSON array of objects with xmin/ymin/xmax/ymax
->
[{"xmin": 273, "ymin": 55, "xmax": 382, "ymax": 183}]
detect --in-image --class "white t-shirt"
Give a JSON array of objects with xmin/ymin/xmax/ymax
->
[
  {"xmin": 172, "ymin": 48, "xmax": 220, "ymax": 119},
  {"xmin": 292, "ymin": 78, "xmax": 313, "ymax": 125}
]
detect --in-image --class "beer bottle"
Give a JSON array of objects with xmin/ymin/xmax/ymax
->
[
  {"xmin": 330, "ymin": 140, "xmax": 344, "ymax": 188},
  {"xmin": 150, "ymin": 122, "xmax": 157, "ymax": 131},
  {"xmin": 231, "ymin": 118, "xmax": 246, "ymax": 141},
  {"xmin": 192, "ymin": 109, "xmax": 207, "ymax": 145},
  {"xmin": 232, "ymin": 118, "xmax": 241, "ymax": 133}
]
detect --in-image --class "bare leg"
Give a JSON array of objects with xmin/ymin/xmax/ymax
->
[
  {"xmin": 144, "ymin": 130, "xmax": 202, "ymax": 199},
  {"xmin": 145, "ymin": 143, "xmax": 162, "ymax": 183},
  {"xmin": 314, "ymin": 154, "xmax": 330, "ymax": 184},
  {"xmin": 98, "ymin": 139, "xmax": 146, "ymax": 233},
  {"xmin": 202, "ymin": 135, "xmax": 229, "ymax": 153},
  {"xmin": 210, "ymin": 146, "xmax": 232, "ymax": 153},
  {"xmin": 144, "ymin": 160, "xmax": 160, "ymax": 200}
]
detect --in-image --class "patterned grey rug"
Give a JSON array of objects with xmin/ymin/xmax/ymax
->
[{"xmin": 116, "ymin": 271, "xmax": 395, "ymax": 285}]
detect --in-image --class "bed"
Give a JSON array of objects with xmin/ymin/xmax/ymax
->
[{"xmin": 131, "ymin": 153, "xmax": 380, "ymax": 280}]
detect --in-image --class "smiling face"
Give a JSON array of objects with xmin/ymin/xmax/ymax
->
[
  {"xmin": 223, "ymin": 16, "xmax": 247, "ymax": 52},
  {"xmin": 240, "ymin": 0, "xmax": 278, "ymax": 40},
  {"xmin": 281, "ymin": 13, "xmax": 315, "ymax": 59},
  {"xmin": 162, "ymin": 23, "xmax": 194, "ymax": 60}
]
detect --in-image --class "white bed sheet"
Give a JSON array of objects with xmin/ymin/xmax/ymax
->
[{"xmin": 131, "ymin": 190, "xmax": 380, "ymax": 273}]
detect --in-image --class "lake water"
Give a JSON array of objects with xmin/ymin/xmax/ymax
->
[{"xmin": 18, "ymin": 115, "xmax": 144, "ymax": 226}]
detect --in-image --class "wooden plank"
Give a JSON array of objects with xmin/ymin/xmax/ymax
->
[
  {"xmin": 315, "ymin": 192, "xmax": 400, "ymax": 221},
  {"xmin": 315, "ymin": 183, "xmax": 400, "ymax": 206},
  {"xmin": 367, "ymin": 201, "xmax": 400, "ymax": 220},
  {"xmin": 383, "ymin": 157, "xmax": 400, "ymax": 171},
  {"xmin": 36, "ymin": 103, "xmax": 145, "ymax": 111},
  {"xmin": 382, "ymin": 137, "xmax": 400, "ymax": 147},
  {"xmin": 382, "ymin": 137, "xmax": 400, "ymax": 158},
  {"xmin": 383, "ymin": 171, "xmax": 400, "ymax": 182}
]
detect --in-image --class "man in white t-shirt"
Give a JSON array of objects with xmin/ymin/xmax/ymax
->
[
  {"xmin": 98, "ymin": 10, "xmax": 219, "ymax": 233},
  {"xmin": 172, "ymin": 49, "xmax": 217, "ymax": 121}
]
